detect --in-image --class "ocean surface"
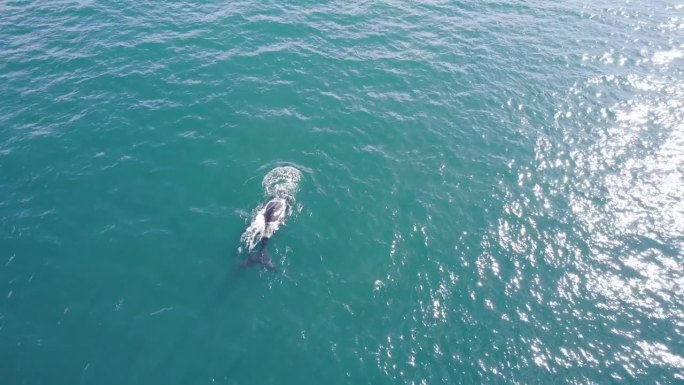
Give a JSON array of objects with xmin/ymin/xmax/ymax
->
[{"xmin": 1, "ymin": 1, "xmax": 683, "ymax": 384}]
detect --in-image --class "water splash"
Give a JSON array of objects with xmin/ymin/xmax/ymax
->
[
  {"xmin": 239, "ymin": 166, "xmax": 302, "ymax": 252},
  {"xmin": 240, "ymin": 210, "xmax": 267, "ymax": 252},
  {"xmin": 262, "ymin": 166, "xmax": 303, "ymax": 198}
]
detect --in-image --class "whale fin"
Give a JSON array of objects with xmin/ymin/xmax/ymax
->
[
  {"xmin": 239, "ymin": 238, "xmax": 277, "ymax": 272},
  {"xmin": 259, "ymin": 250, "xmax": 277, "ymax": 272},
  {"xmin": 238, "ymin": 255, "xmax": 259, "ymax": 267}
]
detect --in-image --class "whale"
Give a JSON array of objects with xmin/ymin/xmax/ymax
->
[{"xmin": 239, "ymin": 197, "xmax": 289, "ymax": 272}]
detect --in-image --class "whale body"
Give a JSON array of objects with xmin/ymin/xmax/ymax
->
[{"xmin": 239, "ymin": 197, "xmax": 289, "ymax": 271}]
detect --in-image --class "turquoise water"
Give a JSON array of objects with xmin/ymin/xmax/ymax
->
[{"xmin": 2, "ymin": 0, "xmax": 683, "ymax": 384}]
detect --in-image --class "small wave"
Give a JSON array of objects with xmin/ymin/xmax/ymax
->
[{"xmin": 652, "ymin": 49, "xmax": 683, "ymax": 66}]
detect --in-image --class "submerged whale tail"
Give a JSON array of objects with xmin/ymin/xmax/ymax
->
[{"xmin": 239, "ymin": 238, "xmax": 277, "ymax": 272}]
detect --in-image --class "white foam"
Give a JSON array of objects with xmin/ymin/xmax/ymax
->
[
  {"xmin": 262, "ymin": 166, "xmax": 302, "ymax": 198},
  {"xmin": 240, "ymin": 208, "xmax": 267, "ymax": 251}
]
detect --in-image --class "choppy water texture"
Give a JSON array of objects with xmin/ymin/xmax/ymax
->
[{"xmin": 1, "ymin": 1, "xmax": 683, "ymax": 384}]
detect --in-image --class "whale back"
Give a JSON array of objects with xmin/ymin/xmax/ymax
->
[{"xmin": 264, "ymin": 198, "xmax": 286, "ymax": 224}]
